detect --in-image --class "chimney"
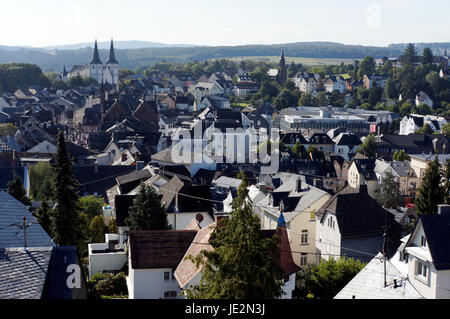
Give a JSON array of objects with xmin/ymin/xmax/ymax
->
[
  {"xmin": 295, "ymin": 178, "xmax": 302, "ymax": 193},
  {"xmin": 437, "ymin": 204, "xmax": 450, "ymax": 216},
  {"xmin": 214, "ymin": 213, "xmax": 229, "ymax": 225},
  {"xmin": 12, "ymin": 150, "xmax": 16, "ymax": 167}
]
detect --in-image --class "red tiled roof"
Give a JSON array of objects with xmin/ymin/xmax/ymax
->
[{"xmin": 175, "ymin": 223, "xmax": 216, "ymax": 288}]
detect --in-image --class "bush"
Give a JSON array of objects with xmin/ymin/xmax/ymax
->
[
  {"xmin": 294, "ymin": 257, "xmax": 365, "ymax": 299},
  {"xmin": 87, "ymin": 272, "xmax": 128, "ymax": 299}
]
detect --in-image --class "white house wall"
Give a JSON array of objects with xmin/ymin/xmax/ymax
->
[
  {"xmin": 315, "ymin": 212, "xmax": 341, "ymax": 260},
  {"xmin": 127, "ymin": 267, "xmax": 181, "ymax": 299},
  {"xmin": 167, "ymin": 212, "xmax": 214, "ymax": 230}
]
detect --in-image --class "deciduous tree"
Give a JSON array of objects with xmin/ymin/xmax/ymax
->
[
  {"xmin": 358, "ymin": 134, "xmax": 378, "ymax": 158},
  {"xmin": 375, "ymin": 171, "xmax": 403, "ymax": 208},
  {"xmin": 294, "ymin": 257, "xmax": 365, "ymax": 299}
]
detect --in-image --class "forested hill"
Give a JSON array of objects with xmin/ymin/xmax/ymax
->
[
  {"xmin": 0, "ymin": 42, "xmax": 404, "ymax": 72},
  {"xmin": 0, "ymin": 41, "xmax": 446, "ymax": 72},
  {"xmin": 388, "ymin": 42, "xmax": 450, "ymax": 54}
]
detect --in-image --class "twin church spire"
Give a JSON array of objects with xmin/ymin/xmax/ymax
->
[{"xmin": 90, "ymin": 39, "xmax": 118, "ymax": 65}]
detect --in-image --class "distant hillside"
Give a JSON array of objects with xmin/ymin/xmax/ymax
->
[
  {"xmin": 0, "ymin": 41, "xmax": 415, "ymax": 72},
  {"xmin": 388, "ymin": 42, "xmax": 450, "ymax": 55},
  {"xmin": 40, "ymin": 40, "xmax": 197, "ymax": 50}
]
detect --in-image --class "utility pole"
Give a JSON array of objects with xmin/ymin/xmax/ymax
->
[
  {"xmin": 23, "ymin": 216, "xmax": 27, "ymax": 251},
  {"xmin": 21, "ymin": 216, "xmax": 33, "ymax": 253},
  {"xmin": 383, "ymin": 229, "xmax": 387, "ymax": 287}
]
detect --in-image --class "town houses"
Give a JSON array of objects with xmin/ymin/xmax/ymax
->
[{"xmin": 0, "ymin": 39, "xmax": 449, "ymax": 300}]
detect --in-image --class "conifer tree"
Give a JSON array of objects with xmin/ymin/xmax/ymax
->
[
  {"xmin": 186, "ymin": 171, "xmax": 284, "ymax": 299},
  {"xmin": 403, "ymin": 44, "xmax": 417, "ymax": 65},
  {"xmin": 444, "ymin": 160, "xmax": 450, "ymax": 205},
  {"xmin": 7, "ymin": 172, "xmax": 31, "ymax": 207},
  {"xmin": 89, "ymin": 215, "xmax": 108, "ymax": 243},
  {"xmin": 51, "ymin": 132, "xmax": 85, "ymax": 246},
  {"xmin": 416, "ymin": 157, "xmax": 445, "ymax": 215},
  {"xmin": 34, "ymin": 199, "xmax": 53, "ymax": 238},
  {"xmin": 422, "ymin": 48, "xmax": 433, "ymax": 65},
  {"xmin": 125, "ymin": 183, "xmax": 171, "ymax": 230}
]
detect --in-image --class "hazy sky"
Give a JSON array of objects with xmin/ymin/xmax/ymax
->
[{"xmin": 1, "ymin": 0, "xmax": 449, "ymax": 47}]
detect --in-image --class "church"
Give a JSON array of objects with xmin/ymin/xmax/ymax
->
[
  {"xmin": 267, "ymin": 51, "xmax": 287, "ymax": 85},
  {"xmin": 64, "ymin": 39, "xmax": 120, "ymax": 91}
]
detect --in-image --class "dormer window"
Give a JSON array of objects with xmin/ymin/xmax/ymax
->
[{"xmin": 421, "ymin": 235, "xmax": 427, "ymax": 248}]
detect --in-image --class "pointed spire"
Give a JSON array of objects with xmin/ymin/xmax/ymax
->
[
  {"xmin": 274, "ymin": 212, "xmax": 300, "ymax": 277},
  {"xmin": 106, "ymin": 39, "xmax": 119, "ymax": 64},
  {"xmin": 277, "ymin": 212, "xmax": 286, "ymax": 227},
  {"xmin": 62, "ymin": 65, "xmax": 67, "ymax": 76},
  {"xmin": 280, "ymin": 50, "xmax": 285, "ymax": 61},
  {"xmin": 90, "ymin": 39, "xmax": 102, "ymax": 64}
]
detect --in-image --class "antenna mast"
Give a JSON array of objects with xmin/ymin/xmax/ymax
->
[{"xmin": 382, "ymin": 212, "xmax": 388, "ymax": 287}]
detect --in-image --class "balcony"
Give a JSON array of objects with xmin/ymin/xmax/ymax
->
[{"xmin": 88, "ymin": 233, "xmax": 128, "ymax": 278}]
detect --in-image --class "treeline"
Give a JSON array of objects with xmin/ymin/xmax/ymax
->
[
  {"xmin": 0, "ymin": 63, "xmax": 51, "ymax": 92},
  {"xmin": 0, "ymin": 42, "xmax": 406, "ymax": 72}
]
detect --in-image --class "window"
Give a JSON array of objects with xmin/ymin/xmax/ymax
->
[
  {"xmin": 300, "ymin": 253, "xmax": 307, "ymax": 266},
  {"xmin": 421, "ymin": 235, "xmax": 427, "ymax": 247},
  {"xmin": 301, "ymin": 230, "xmax": 308, "ymax": 244},
  {"xmin": 164, "ymin": 272, "xmax": 170, "ymax": 281},
  {"xmin": 399, "ymin": 251, "xmax": 408, "ymax": 263},
  {"xmin": 415, "ymin": 260, "xmax": 429, "ymax": 283},
  {"xmin": 328, "ymin": 217, "xmax": 335, "ymax": 229},
  {"xmin": 164, "ymin": 291, "xmax": 177, "ymax": 299}
]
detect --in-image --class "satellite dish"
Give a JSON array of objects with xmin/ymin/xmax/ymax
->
[{"xmin": 196, "ymin": 214, "xmax": 204, "ymax": 223}]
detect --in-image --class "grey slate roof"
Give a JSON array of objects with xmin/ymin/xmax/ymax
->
[
  {"xmin": 416, "ymin": 212, "xmax": 450, "ymax": 270},
  {"xmin": 211, "ymin": 176, "xmax": 242, "ymax": 189},
  {"xmin": 0, "ymin": 167, "xmax": 26, "ymax": 191},
  {"xmin": 334, "ymin": 253, "xmax": 424, "ymax": 299},
  {"xmin": 90, "ymin": 40, "xmax": 102, "ymax": 64},
  {"xmin": 391, "ymin": 161, "xmax": 412, "ymax": 177},
  {"xmin": 106, "ymin": 39, "xmax": 119, "ymax": 64},
  {"xmin": 0, "ymin": 191, "xmax": 53, "ymax": 248},
  {"xmin": 0, "ymin": 247, "xmax": 52, "ymax": 299}
]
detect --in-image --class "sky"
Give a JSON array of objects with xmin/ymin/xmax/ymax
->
[{"xmin": 0, "ymin": 0, "xmax": 449, "ymax": 48}]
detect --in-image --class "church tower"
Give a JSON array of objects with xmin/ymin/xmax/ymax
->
[
  {"xmin": 90, "ymin": 40, "xmax": 103, "ymax": 84},
  {"xmin": 278, "ymin": 51, "xmax": 287, "ymax": 85},
  {"xmin": 106, "ymin": 39, "xmax": 119, "ymax": 91},
  {"xmin": 61, "ymin": 65, "xmax": 68, "ymax": 83}
]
